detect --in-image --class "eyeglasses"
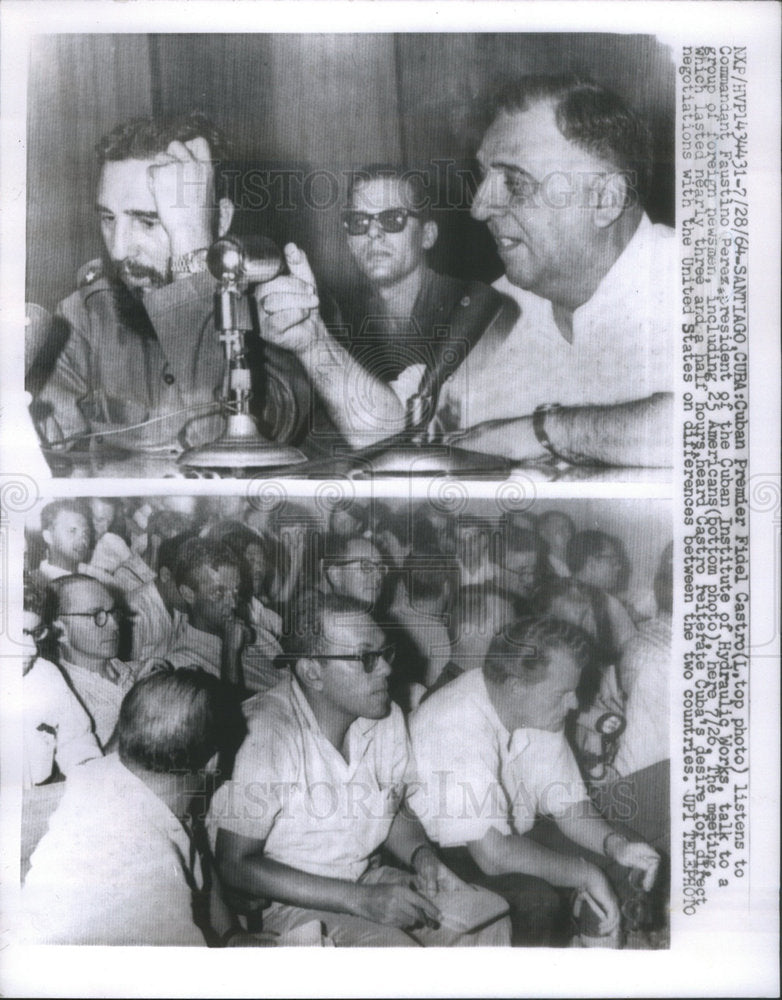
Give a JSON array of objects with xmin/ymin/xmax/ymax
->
[
  {"xmin": 59, "ymin": 607, "xmax": 119, "ymax": 628},
  {"xmin": 327, "ymin": 559, "xmax": 388, "ymax": 576},
  {"xmin": 23, "ymin": 623, "xmax": 49, "ymax": 642},
  {"xmin": 341, "ymin": 208, "xmax": 422, "ymax": 236},
  {"xmin": 316, "ymin": 645, "xmax": 396, "ymax": 674}
]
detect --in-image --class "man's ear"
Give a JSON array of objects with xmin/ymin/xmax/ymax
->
[
  {"xmin": 51, "ymin": 618, "xmax": 70, "ymax": 653},
  {"xmin": 322, "ymin": 562, "xmax": 338, "ymax": 592},
  {"xmin": 422, "ymin": 219, "xmax": 438, "ymax": 251},
  {"xmin": 42, "ymin": 529, "xmax": 53, "ymax": 551},
  {"xmin": 159, "ymin": 566, "xmax": 172, "ymax": 585},
  {"xmin": 217, "ymin": 198, "xmax": 235, "ymax": 238},
  {"xmin": 592, "ymin": 173, "xmax": 628, "ymax": 228},
  {"xmin": 178, "ymin": 583, "xmax": 195, "ymax": 606},
  {"xmin": 294, "ymin": 656, "xmax": 324, "ymax": 691}
]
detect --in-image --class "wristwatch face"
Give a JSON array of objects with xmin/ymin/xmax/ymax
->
[{"xmin": 595, "ymin": 711, "xmax": 626, "ymax": 737}]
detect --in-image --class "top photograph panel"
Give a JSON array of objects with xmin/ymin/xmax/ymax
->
[{"xmin": 24, "ymin": 32, "xmax": 675, "ymax": 482}]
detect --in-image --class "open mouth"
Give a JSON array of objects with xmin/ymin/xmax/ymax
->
[{"xmin": 494, "ymin": 235, "xmax": 524, "ymax": 251}]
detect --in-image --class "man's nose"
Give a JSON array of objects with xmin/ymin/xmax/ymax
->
[
  {"xmin": 471, "ymin": 174, "xmax": 507, "ymax": 222},
  {"xmin": 107, "ymin": 217, "xmax": 134, "ymax": 261},
  {"xmin": 376, "ymin": 655, "xmax": 393, "ymax": 679},
  {"xmin": 366, "ymin": 217, "xmax": 386, "ymax": 240},
  {"xmin": 564, "ymin": 692, "xmax": 579, "ymax": 714}
]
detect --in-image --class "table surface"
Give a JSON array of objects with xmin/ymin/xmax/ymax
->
[{"xmin": 41, "ymin": 445, "xmax": 671, "ymax": 483}]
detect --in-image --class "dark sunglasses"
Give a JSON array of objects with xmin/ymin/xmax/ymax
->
[
  {"xmin": 341, "ymin": 208, "xmax": 422, "ymax": 236},
  {"xmin": 316, "ymin": 645, "xmax": 396, "ymax": 674},
  {"xmin": 59, "ymin": 607, "xmax": 119, "ymax": 628}
]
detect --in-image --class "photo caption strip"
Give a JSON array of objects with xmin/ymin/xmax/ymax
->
[{"xmin": 680, "ymin": 45, "xmax": 750, "ymax": 915}]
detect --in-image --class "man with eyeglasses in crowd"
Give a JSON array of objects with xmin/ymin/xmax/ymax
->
[
  {"xmin": 251, "ymin": 167, "xmax": 509, "ymax": 449},
  {"xmin": 21, "ymin": 590, "xmax": 101, "ymax": 789},
  {"xmin": 42, "ymin": 575, "xmax": 137, "ymax": 748},
  {"xmin": 211, "ymin": 591, "xmax": 509, "ymax": 946}
]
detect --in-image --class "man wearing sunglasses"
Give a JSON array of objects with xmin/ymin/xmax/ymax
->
[
  {"xmin": 253, "ymin": 168, "xmax": 508, "ymax": 449},
  {"xmin": 212, "ymin": 592, "xmax": 509, "ymax": 946}
]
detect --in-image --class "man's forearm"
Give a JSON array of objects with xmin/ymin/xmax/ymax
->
[
  {"xmin": 545, "ymin": 392, "xmax": 673, "ymax": 467},
  {"xmin": 555, "ymin": 801, "xmax": 616, "ymax": 860},
  {"xmin": 296, "ymin": 327, "xmax": 407, "ymax": 448},
  {"xmin": 384, "ymin": 802, "xmax": 432, "ymax": 868},
  {"xmin": 216, "ymin": 830, "xmax": 363, "ymax": 915},
  {"xmin": 468, "ymin": 827, "xmax": 591, "ymax": 889},
  {"xmin": 453, "ymin": 392, "xmax": 673, "ymax": 468}
]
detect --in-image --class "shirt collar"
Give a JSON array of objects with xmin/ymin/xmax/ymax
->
[
  {"xmin": 574, "ymin": 212, "xmax": 653, "ymax": 323},
  {"xmin": 59, "ymin": 655, "xmax": 129, "ymax": 685},
  {"xmin": 289, "ymin": 673, "xmax": 380, "ymax": 745}
]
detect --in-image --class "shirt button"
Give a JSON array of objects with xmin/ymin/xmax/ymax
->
[
  {"xmin": 460, "ymin": 295, "xmax": 471, "ymax": 307},
  {"xmin": 163, "ymin": 372, "xmax": 175, "ymax": 386}
]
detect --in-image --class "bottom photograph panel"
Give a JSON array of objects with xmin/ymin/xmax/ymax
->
[{"xmin": 17, "ymin": 493, "xmax": 671, "ymax": 949}]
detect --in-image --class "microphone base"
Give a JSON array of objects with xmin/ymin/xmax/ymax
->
[{"xmin": 178, "ymin": 414, "xmax": 306, "ymax": 470}]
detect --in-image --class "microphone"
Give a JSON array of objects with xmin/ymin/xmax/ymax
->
[{"xmin": 206, "ymin": 234, "xmax": 284, "ymax": 287}]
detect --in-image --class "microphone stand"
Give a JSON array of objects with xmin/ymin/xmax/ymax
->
[{"xmin": 178, "ymin": 236, "xmax": 307, "ymax": 471}]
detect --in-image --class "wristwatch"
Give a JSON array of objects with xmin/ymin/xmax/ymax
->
[
  {"xmin": 171, "ymin": 247, "xmax": 209, "ymax": 276},
  {"xmin": 532, "ymin": 403, "xmax": 563, "ymax": 457}
]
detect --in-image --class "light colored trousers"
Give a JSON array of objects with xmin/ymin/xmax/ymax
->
[{"xmin": 263, "ymin": 865, "xmax": 511, "ymax": 948}]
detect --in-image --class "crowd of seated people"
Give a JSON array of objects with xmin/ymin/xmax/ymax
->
[{"xmin": 20, "ymin": 497, "xmax": 671, "ymax": 948}]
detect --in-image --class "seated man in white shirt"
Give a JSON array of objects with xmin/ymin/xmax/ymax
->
[
  {"xmin": 21, "ymin": 594, "xmax": 102, "ymax": 788},
  {"xmin": 42, "ymin": 574, "xmax": 139, "ymax": 748},
  {"xmin": 409, "ymin": 616, "xmax": 660, "ymax": 947},
  {"xmin": 210, "ymin": 592, "xmax": 510, "ymax": 947},
  {"xmin": 22, "ymin": 668, "xmax": 264, "ymax": 946}
]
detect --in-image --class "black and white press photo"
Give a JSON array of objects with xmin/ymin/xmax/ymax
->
[
  {"xmin": 15, "ymin": 493, "xmax": 670, "ymax": 950},
  {"xmin": 22, "ymin": 31, "xmax": 675, "ymax": 481}
]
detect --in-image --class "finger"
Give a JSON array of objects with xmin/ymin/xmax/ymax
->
[
  {"xmin": 258, "ymin": 275, "xmax": 316, "ymax": 297},
  {"xmin": 600, "ymin": 903, "xmax": 621, "ymax": 935},
  {"xmin": 259, "ymin": 292, "xmax": 320, "ymax": 315},
  {"xmin": 259, "ymin": 309, "xmax": 313, "ymax": 340},
  {"xmin": 415, "ymin": 870, "xmax": 438, "ymax": 895},
  {"xmin": 259, "ymin": 274, "xmax": 317, "ymax": 295},
  {"xmin": 641, "ymin": 859, "xmax": 659, "ymax": 892},
  {"xmin": 284, "ymin": 243, "xmax": 318, "ymax": 287},
  {"xmin": 408, "ymin": 889, "xmax": 441, "ymax": 923}
]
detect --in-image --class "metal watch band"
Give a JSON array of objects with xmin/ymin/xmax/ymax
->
[{"xmin": 171, "ymin": 247, "xmax": 209, "ymax": 275}]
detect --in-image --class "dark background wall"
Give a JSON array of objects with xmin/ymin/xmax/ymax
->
[{"xmin": 27, "ymin": 33, "xmax": 675, "ymax": 311}]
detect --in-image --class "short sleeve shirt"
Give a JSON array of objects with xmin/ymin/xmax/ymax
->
[
  {"xmin": 408, "ymin": 669, "xmax": 589, "ymax": 848},
  {"xmin": 210, "ymin": 674, "xmax": 410, "ymax": 882},
  {"xmin": 392, "ymin": 215, "xmax": 676, "ymax": 431}
]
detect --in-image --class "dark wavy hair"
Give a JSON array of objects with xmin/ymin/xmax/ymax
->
[{"xmin": 96, "ymin": 110, "xmax": 232, "ymax": 199}]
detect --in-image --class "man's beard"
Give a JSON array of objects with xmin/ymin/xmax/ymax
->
[{"xmin": 108, "ymin": 256, "xmax": 171, "ymax": 291}]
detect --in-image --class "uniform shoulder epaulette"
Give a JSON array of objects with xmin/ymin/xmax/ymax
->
[{"xmin": 77, "ymin": 258, "xmax": 105, "ymax": 289}]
